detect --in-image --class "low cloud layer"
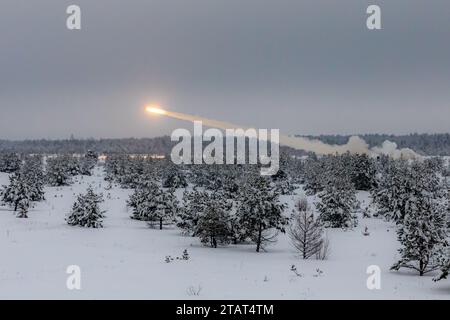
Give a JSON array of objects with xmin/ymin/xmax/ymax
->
[{"xmin": 1, "ymin": 0, "xmax": 450, "ymax": 139}]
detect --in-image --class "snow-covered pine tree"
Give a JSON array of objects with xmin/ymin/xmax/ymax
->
[
  {"xmin": 436, "ymin": 264, "xmax": 450, "ymax": 281},
  {"xmin": 85, "ymin": 150, "xmax": 98, "ymax": 163},
  {"xmin": 189, "ymin": 164, "xmax": 215, "ymax": 189},
  {"xmin": 162, "ymin": 164, "xmax": 188, "ymax": 188},
  {"xmin": 1, "ymin": 173, "xmax": 32, "ymax": 214},
  {"xmin": 177, "ymin": 189, "xmax": 210, "ymax": 236},
  {"xmin": 370, "ymin": 159, "xmax": 410, "ymax": 222},
  {"xmin": 447, "ymin": 184, "xmax": 450, "ymax": 228},
  {"xmin": 128, "ymin": 182, "xmax": 178, "ymax": 229},
  {"xmin": 387, "ymin": 159, "xmax": 411, "ymax": 222},
  {"xmin": 66, "ymin": 155, "xmax": 81, "ymax": 176},
  {"xmin": 202, "ymin": 165, "xmax": 222, "ymax": 191},
  {"xmin": 303, "ymin": 155, "xmax": 326, "ymax": 195},
  {"xmin": 287, "ymin": 156, "xmax": 305, "ymax": 185},
  {"xmin": 1, "ymin": 174, "xmax": 20, "ymax": 209},
  {"xmin": 350, "ymin": 153, "xmax": 376, "ymax": 191},
  {"xmin": 118, "ymin": 156, "xmax": 145, "ymax": 189},
  {"xmin": 210, "ymin": 180, "xmax": 244, "ymax": 244},
  {"xmin": 46, "ymin": 156, "xmax": 72, "ymax": 186},
  {"xmin": 289, "ymin": 197, "xmax": 327, "ymax": 259},
  {"xmin": 391, "ymin": 161, "xmax": 448, "ymax": 276},
  {"xmin": 236, "ymin": 176, "xmax": 288, "ymax": 252},
  {"xmin": 21, "ymin": 156, "xmax": 45, "ymax": 201},
  {"xmin": 223, "ymin": 176, "xmax": 240, "ymax": 199},
  {"xmin": 0, "ymin": 153, "xmax": 21, "ymax": 173},
  {"xmin": 16, "ymin": 197, "xmax": 30, "ymax": 218},
  {"xmin": 79, "ymin": 151, "xmax": 98, "ymax": 176},
  {"xmin": 67, "ymin": 187, "xmax": 105, "ymax": 228},
  {"xmin": 434, "ymin": 248, "xmax": 450, "ymax": 281},
  {"xmin": 425, "ymin": 157, "xmax": 445, "ymax": 175},
  {"xmin": 444, "ymin": 162, "xmax": 450, "ymax": 178},
  {"xmin": 271, "ymin": 153, "xmax": 295, "ymax": 195},
  {"xmin": 151, "ymin": 187, "xmax": 179, "ymax": 230},
  {"xmin": 316, "ymin": 173, "xmax": 358, "ymax": 228},
  {"xmin": 127, "ymin": 181, "xmax": 160, "ymax": 221},
  {"xmin": 79, "ymin": 158, "xmax": 93, "ymax": 176},
  {"xmin": 370, "ymin": 157, "xmax": 394, "ymax": 217},
  {"xmin": 104, "ymin": 154, "xmax": 125, "ymax": 183},
  {"xmin": 195, "ymin": 198, "xmax": 232, "ymax": 248}
]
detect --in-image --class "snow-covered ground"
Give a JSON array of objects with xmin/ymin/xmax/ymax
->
[{"xmin": 0, "ymin": 168, "xmax": 449, "ymax": 300}]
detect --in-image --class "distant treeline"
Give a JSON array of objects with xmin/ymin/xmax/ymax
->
[
  {"xmin": 0, "ymin": 133, "xmax": 449, "ymax": 156},
  {"xmin": 0, "ymin": 137, "xmax": 173, "ymax": 155}
]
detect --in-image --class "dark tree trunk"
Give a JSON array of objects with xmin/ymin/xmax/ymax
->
[
  {"xmin": 419, "ymin": 260, "xmax": 425, "ymax": 276},
  {"xmin": 256, "ymin": 223, "xmax": 263, "ymax": 253}
]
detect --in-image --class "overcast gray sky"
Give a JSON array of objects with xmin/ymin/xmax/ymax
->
[{"xmin": 0, "ymin": 0, "xmax": 449, "ymax": 140}]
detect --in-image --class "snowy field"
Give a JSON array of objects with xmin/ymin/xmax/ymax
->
[{"xmin": 0, "ymin": 168, "xmax": 449, "ymax": 300}]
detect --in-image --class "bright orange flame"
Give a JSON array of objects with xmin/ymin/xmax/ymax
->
[{"xmin": 146, "ymin": 105, "xmax": 167, "ymax": 115}]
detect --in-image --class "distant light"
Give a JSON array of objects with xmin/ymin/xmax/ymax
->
[{"xmin": 146, "ymin": 105, "xmax": 167, "ymax": 115}]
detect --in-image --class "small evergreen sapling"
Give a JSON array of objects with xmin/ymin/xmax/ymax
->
[
  {"xmin": 79, "ymin": 150, "xmax": 98, "ymax": 176},
  {"xmin": 128, "ymin": 181, "xmax": 160, "ymax": 221},
  {"xmin": 290, "ymin": 265, "xmax": 302, "ymax": 277},
  {"xmin": 67, "ymin": 187, "xmax": 105, "ymax": 228},
  {"xmin": 21, "ymin": 156, "xmax": 45, "ymax": 202},
  {"xmin": 16, "ymin": 197, "xmax": 30, "ymax": 219},
  {"xmin": 0, "ymin": 153, "xmax": 21, "ymax": 173},
  {"xmin": 434, "ymin": 248, "xmax": 450, "ymax": 281},
  {"xmin": 316, "ymin": 174, "xmax": 358, "ymax": 228},
  {"xmin": 46, "ymin": 156, "xmax": 73, "ymax": 186},
  {"xmin": 182, "ymin": 249, "xmax": 190, "ymax": 260},
  {"xmin": 177, "ymin": 189, "xmax": 210, "ymax": 236},
  {"xmin": 128, "ymin": 183, "xmax": 179, "ymax": 229},
  {"xmin": 151, "ymin": 187, "xmax": 179, "ymax": 230},
  {"xmin": 195, "ymin": 201, "xmax": 232, "ymax": 248},
  {"xmin": 1, "ymin": 173, "xmax": 32, "ymax": 213},
  {"xmin": 162, "ymin": 165, "xmax": 188, "ymax": 188},
  {"xmin": 436, "ymin": 264, "xmax": 450, "ymax": 281}
]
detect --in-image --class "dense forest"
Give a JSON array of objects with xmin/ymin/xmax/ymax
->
[{"xmin": 0, "ymin": 133, "xmax": 449, "ymax": 156}]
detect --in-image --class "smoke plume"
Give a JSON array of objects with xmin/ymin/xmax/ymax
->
[{"xmin": 147, "ymin": 108, "xmax": 420, "ymax": 159}]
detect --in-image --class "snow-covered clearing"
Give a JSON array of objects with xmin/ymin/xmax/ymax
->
[{"xmin": 0, "ymin": 168, "xmax": 449, "ymax": 299}]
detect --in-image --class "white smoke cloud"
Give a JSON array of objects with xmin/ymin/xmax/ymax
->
[
  {"xmin": 370, "ymin": 140, "xmax": 419, "ymax": 160},
  {"xmin": 281, "ymin": 135, "xmax": 420, "ymax": 160}
]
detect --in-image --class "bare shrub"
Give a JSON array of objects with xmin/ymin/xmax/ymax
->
[
  {"xmin": 289, "ymin": 197, "xmax": 329, "ymax": 260},
  {"xmin": 186, "ymin": 285, "xmax": 202, "ymax": 296}
]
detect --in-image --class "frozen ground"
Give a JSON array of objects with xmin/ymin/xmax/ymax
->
[{"xmin": 0, "ymin": 168, "xmax": 449, "ymax": 300}]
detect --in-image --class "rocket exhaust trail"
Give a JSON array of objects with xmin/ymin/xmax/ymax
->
[
  {"xmin": 145, "ymin": 106, "xmax": 419, "ymax": 159},
  {"xmin": 146, "ymin": 106, "xmax": 245, "ymax": 131}
]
